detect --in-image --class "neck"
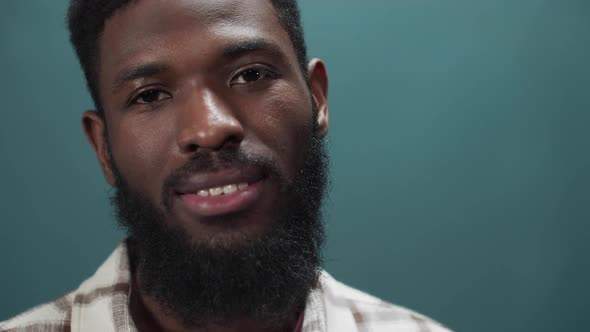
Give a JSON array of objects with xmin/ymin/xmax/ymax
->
[{"xmin": 129, "ymin": 272, "xmax": 301, "ymax": 332}]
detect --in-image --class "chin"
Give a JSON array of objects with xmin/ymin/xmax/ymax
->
[{"xmin": 172, "ymin": 211, "xmax": 278, "ymax": 248}]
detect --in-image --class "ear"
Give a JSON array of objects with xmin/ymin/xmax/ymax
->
[
  {"xmin": 307, "ymin": 58, "xmax": 329, "ymax": 138},
  {"xmin": 82, "ymin": 111, "xmax": 116, "ymax": 186}
]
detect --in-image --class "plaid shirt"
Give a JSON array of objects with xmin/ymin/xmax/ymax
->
[{"xmin": 1, "ymin": 241, "xmax": 451, "ymax": 332}]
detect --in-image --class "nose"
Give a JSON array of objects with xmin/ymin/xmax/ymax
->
[{"xmin": 176, "ymin": 88, "xmax": 244, "ymax": 154}]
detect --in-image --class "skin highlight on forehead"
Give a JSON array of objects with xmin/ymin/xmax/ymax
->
[
  {"xmin": 179, "ymin": 0, "xmax": 272, "ymax": 23},
  {"xmin": 101, "ymin": 0, "xmax": 287, "ymax": 62}
]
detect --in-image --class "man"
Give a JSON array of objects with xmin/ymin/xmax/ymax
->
[{"xmin": 1, "ymin": 0, "xmax": 450, "ymax": 331}]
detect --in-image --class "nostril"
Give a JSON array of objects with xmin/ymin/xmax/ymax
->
[
  {"xmin": 227, "ymin": 134, "xmax": 243, "ymax": 146},
  {"xmin": 184, "ymin": 143, "xmax": 199, "ymax": 153},
  {"xmin": 179, "ymin": 135, "xmax": 242, "ymax": 154},
  {"xmin": 221, "ymin": 134, "xmax": 244, "ymax": 152},
  {"xmin": 176, "ymin": 114, "xmax": 244, "ymax": 153}
]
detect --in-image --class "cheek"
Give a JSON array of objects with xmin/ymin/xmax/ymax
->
[
  {"xmin": 109, "ymin": 113, "xmax": 176, "ymax": 196},
  {"xmin": 245, "ymin": 85, "xmax": 313, "ymax": 176}
]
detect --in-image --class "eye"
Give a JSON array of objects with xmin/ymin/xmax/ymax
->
[
  {"xmin": 130, "ymin": 89, "xmax": 172, "ymax": 105},
  {"xmin": 231, "ymin": 67, "xmax": 278, "ymax": 86}
]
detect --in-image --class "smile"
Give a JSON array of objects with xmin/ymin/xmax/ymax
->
[
  {"xmin": 174, "ymin": 169, "xmax": 266, "ymax": 217},
  {"xmin": 195, "ymin": 182, "xmax": 249, "ymax": 197}
]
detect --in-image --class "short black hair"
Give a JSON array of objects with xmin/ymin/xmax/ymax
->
[{"xmin": 67, "ymin": 0, "xmax": 308, "ymax": 115}]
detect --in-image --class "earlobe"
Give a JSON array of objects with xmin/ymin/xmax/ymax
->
[
  {"xmin": 82, "ymin": 111, "xmax": 116, "ymax": 186},
  {"xmin": 307, "ymin": 58, "xmax": 329, "ymax": 138}
]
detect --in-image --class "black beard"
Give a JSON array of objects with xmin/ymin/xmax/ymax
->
[{"xmin": 108, "ymin": 123, "xmax": 329, "ymax": 328}]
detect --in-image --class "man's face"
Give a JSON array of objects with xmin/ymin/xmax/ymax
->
[
  {"xmin": 85, "ymin": 0, "xmax": 329, "ymax": 247},
  {"xmin": 82, "ymin": 0, "xmax": 329, "ymax": 325}
]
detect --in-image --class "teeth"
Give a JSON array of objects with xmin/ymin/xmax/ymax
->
[
  {"xmin": 209, "ymin": 187, "xmax": 224, "ymax": 196},
  {"xmin": 194, "ymin": 182, "xmax": 250, "ymax": 197},
  {"xmin": 223, "ymin": 184, "xmax": 238, "ymax": 195}
]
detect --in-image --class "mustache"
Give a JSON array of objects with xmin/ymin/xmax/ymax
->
[{"xmin": 161, "ymin": 148, "xmax": 279, "ymax": 206}]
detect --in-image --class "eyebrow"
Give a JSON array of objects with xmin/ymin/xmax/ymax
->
[
  {"xmin": 222, "ymin": 38, "xmax": 284, "ymax": 60},
  {"xmin": 111, "ymin": 39, "xmax": 284, "ymax": 92},
  {"xmin": 112, "ymin": 62, "xmax": 171, "ymax": 92}
]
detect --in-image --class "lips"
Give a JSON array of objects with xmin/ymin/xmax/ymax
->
[{"xmin": 174, "ymin": 167, "xmax": 266, "ymax": 217}]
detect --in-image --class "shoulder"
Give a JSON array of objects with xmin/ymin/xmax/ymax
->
[
  {"xmin": 0, "ymin": 294, "xmax": 74, "ymax": 332},
  {"xmin": 1, "ymin": 241, "xmax": 131, "ymax": 332},
  {"xmin": 319, "ymin": 272, "xmax": 453, "ymax": 332}
]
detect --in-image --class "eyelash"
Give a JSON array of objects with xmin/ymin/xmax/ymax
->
[
  {"xmin": 230, "ymin": 65, "xmax": 280, "ymax": 86},
  {"xmin": 128, "ymin": 88, "xmax": 171, "ymax": 106},
  {"xmin": 126, "ymin": 65, "xmax": 280, "ymax": 107}
]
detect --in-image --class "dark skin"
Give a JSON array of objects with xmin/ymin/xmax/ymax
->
[{"xmin": 81, "ymin": 0, "xmax": 329, "ymax": 331}]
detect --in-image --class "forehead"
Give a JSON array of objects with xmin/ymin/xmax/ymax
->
[{"xmin": 99, "ymin": 0, "xmax": 294, "ymax": 81}]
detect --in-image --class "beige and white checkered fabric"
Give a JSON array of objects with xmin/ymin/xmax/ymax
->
[{"xmin": 1, "ymin": 241, "xmax": 452, "ymax": 332}]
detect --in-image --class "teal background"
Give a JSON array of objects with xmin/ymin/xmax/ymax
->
[{"xmin": 1, "ymin": 1, "xmax": 589, "ymax": 331}]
